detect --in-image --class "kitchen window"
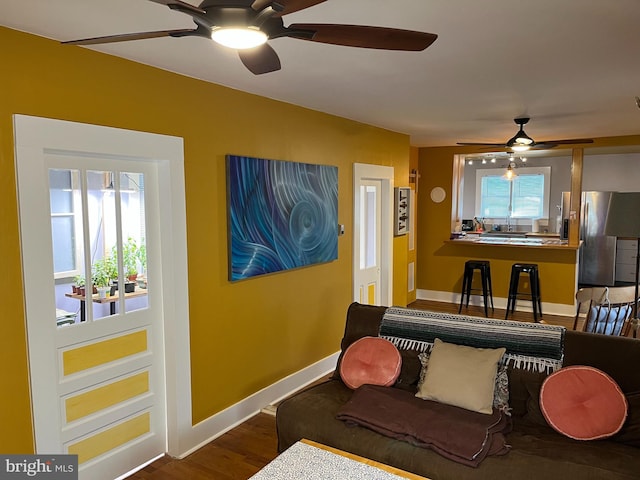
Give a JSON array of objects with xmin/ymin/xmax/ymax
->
[{"xmin": 475, "ymin": 166, "xmax": 551, "ymax": 220}]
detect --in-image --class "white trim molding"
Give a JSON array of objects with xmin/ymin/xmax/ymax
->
[{"xmin": 178, "ymin": 351, "xmax": 339, "ymax": 458}]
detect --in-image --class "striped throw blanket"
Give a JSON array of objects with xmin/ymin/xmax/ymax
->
[{"xmin": 380, "ymin": 307, "xmax": 565, "ymax": 373}]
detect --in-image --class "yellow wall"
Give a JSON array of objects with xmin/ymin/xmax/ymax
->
[
  {"xmin": 0, "ymin": 26, "xmax": 410, "ymax": 451},
  {"xmin": 416, "ymin": 139, "xmax": 640, "ymax": 306}
]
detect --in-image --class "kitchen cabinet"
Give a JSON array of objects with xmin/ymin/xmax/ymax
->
[{"xmin": 615, "ymin": 239, "xmax": 638, "ymax": 283}]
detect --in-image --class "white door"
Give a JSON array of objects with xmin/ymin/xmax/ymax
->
[
  {"xmin": 15, "ymin": 116, "xmax": 187, "ymax": 480},
  {"xmin": 358, "ymin": 180, "xmax": 382, "ymax": 304},
  {"xmin": 353, "ymin": 163, "xmax": 394, "ymax": 306}
]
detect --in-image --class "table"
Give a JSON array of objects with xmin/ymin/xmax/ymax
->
[
  {"xmin": 250, "ymin": 439, "xmax": 429, "ymax": 480},
  {"xmin": 65, "ymin": 288, "xmax": 147, "ymax": 322}
]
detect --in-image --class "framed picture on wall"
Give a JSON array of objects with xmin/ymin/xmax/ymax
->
[{"xmin": 226, "ymin": 154, "xmax": 338, "ymax": 281}]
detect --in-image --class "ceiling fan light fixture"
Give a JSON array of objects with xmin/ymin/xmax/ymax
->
[
  {"xmin": 514, "ymin": 134, "xmax": 533, "ymax": 145},
  {"xmin": 211, "ymin": 26, "xmax": 268, "ymax": 49},
  {"xmin": 511, "ymin": 144, "xmax": 531, "ymax": 152}
]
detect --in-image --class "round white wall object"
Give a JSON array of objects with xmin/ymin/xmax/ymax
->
[{"xmin": 430, "ymin": 187, "xmax": 446, "ymax": 203}]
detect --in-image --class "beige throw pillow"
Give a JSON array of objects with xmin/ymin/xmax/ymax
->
[{"xmin": 416, "ymin": 338, "xmax": 506, "ymax": 414}]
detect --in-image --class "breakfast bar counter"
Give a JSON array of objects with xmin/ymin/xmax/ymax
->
[
  {"xmin": 438, "ymin": 232, "xmax": 581, "ymax": 315},
  {"xmin": 445, "ymin": 233, "xmax": 580, "ymax": 251}
]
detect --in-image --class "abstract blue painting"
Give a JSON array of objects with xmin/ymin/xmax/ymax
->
[{"xmin": 226, "ymin": 155, "xmax": 338, "ymax": 281}]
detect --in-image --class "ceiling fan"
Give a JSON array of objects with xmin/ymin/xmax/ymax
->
[
  {"xmin": 457, "ymin": 117, "xmax": 594, "ymax": 152},
  {"xmin": 62, "ymin": 0, "xmax": 438, "ymax": 75}
]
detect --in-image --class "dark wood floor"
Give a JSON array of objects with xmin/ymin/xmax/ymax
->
[
  {"xmin": 128, "ymin": 413, "xmax": 278, "ymax": 479},
  {"xmin": 128, "ymin": 299, "xmax": 574, "ymax": 479}
]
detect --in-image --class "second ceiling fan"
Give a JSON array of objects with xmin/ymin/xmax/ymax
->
[
  {"xmin": 457, "ymin": 117, "xmax": 594, "ymax": 151},
  {"xmin": 62, "ymin": 0, "xmax": 438, "ymax": 75}
]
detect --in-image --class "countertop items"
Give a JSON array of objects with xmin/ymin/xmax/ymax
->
[{"xmin": 447, "ymin": 232, "xmax": 571, "ymax": 249}]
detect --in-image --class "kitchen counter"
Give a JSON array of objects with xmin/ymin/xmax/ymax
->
[{"xmin": 447, "ymin": 232, "xmax": 578, "ymax": 250}]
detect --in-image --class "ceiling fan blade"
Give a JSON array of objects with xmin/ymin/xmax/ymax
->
[
  {"xmin": 148, "ymin": 0, "xmax": 206, "ymax": 15},
  {"xmin": 535, "ymin": 138, "xmax": 594, "ymax": 146},
  {"xmin": 238, "ymin": 43, "xmax": 281, "ymax": 75},
  {"xmin": 286, "ymin": 24, "xmax": 437, "ymax": 51},
  {"xmin": 62, "ymin": 29, "xmax": 199, "ymax": 45},
  {"xmin": 271, "ymin": 0, "xmax": 327, "ymax": 15},
  {"xmin": 457, "ymin": 142, "xmax": 506, "ymax": 147}
]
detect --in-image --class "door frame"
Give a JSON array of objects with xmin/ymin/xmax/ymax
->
[
  {"xmin": 353, "ymin": 163, "xmax": 394, "ymax": 306},
  {"xmin": 13, "ymin": 115, "xmax": 192, "ymax": 459}
]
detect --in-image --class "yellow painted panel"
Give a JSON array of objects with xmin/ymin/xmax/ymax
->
[
  {"xmin": 65, "ymin": 372, "xmax": 149, "ymax": 423},
  {"xmin": 368, "ymin": 283, "xmax": 376, "ymax": 304},
  {"xmin": 68, "ymin": 412, "xmax": 150, "ymax": 464},
  {"xmin": 63, "ymin": 331, "xmax": 147, "ymax": 376}
]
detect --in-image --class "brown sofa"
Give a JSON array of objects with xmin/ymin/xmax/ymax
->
[{"xmin": 276, "ymin": 302, "xmax": 640, "ymax": 479}]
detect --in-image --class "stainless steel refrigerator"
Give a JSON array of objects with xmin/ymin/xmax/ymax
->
[{"xmin": 561, "ymin": 191, "xmax": 617, "ymax": 286}]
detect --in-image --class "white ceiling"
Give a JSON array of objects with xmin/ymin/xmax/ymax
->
[{"xmin": 2, "ymin": 0, "xmax": 639, "ymax": 147}]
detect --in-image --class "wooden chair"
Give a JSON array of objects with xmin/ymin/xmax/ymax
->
[{"xmin": 573, "ymin": 286, "xmax": 638, "ymax": 336}]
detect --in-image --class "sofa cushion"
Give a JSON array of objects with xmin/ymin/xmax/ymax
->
[
  {"xmin": 540, "ymin": 365, "xmax": 628, "ymax": 440},
  {"xmin": 277, "ymin": 380, "xmax": 640, "ymax": 480},
  {"xmin": 394, "ymin": 348, "xmax": 423, "ymax": 391},
  {"xmin": 332, "ymin": 303, "xmax": 387, "ymax": 380},
  {"xmin": 415, "ymin": 338, "xmax": 506, "ymax": 414},
  {"xmin": 613, "ymin": 391, "xmax": 640, "ymax": 447},
  {"xmin": 339, "ymin": 336, "xmax": 402, "ymax": 390}
]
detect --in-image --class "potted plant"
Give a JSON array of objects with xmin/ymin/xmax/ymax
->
[
  {"xmin": 92, "ymin": 259, "xmax": 111, "ymax": 299},
  {"xmin": 122, "ymin": 237, "xmax": 140, "ymax": 281},
  {"xmin": 136, "ymin": 242, "xmax": 147, "ymax": 289},
  {"xmin": 74, "ymin": 274, "xmax": 85, "ymax": 296},
  {"xmin": 137, "ymin": 243, "xmax": 146, "ymax": 273}
]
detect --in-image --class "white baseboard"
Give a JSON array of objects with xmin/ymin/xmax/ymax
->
[
  {"xmin": 416, "ymin": 289, "xmax": 576, "ymax": 317},
  {"xmin": 177, "ymin": 351, "xmax": 340, "ymax": 459}
]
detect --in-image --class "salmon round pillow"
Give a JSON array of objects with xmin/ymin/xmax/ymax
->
[
  {"xmin": 540, "ymin": 365, "xmax": 627, "ymax": 440},
  {"xmin": 339, "ymin": 336, "xmax": 402, "ymax": 390}
]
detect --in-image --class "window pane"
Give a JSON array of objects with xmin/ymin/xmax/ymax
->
[
  {"xmin": 512, "ymin": 174, "xmax": 544, "ymax": 218},
  {"xmin": 365, "ymin": 188, "xmax": 377, "ymax": 268},
  {"xmin": 360, "ymin": 185, "xmax": 378, "ymax": 269},
  {"xmin": 49, "ymin": 169, "xmax": 73, "ymax": 213},
  {"xmin": 88, "ymin": 170, "xmax": 117, "ymax": 321},
  {"xmin": 120, "ymin": 172, "xmax": 148, "ymax": 313},
  {"xmin": 477, "ymin": 169, "xmax": 547, "ymax": 220},
  {"xmin": 51, "ymin": 216, "xmax": 76, "ymax": 272},
  {"xmin": 480, "ymin": 176, "xmax": 510, "ymax": 217},
  {"xmin": 49, "ymin": 168, "xmax": 85, "ymax": 328}
]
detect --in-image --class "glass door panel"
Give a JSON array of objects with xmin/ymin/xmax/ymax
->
[
  {"xmin": 87, "ymin": 170, "xmax": 118, "ymax": 321},
  {"xmin": 360, "ymin": 185, "xmax": 379, "ymax": 269},
  {"xmin": 49, "ymin": 168, "xmax": 85, "ymax": 327},
  {"xmin": 50, "ymin": 168, "xmax": 149, "ymax": 324},
  {"xmin": 119, "ymin": 171, "xmax": 148, "ymax": 313}
]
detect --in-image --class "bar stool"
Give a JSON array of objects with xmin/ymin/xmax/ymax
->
[
  {"xmin": 458, "ymin": 260, "xmax": 494, "ymax": 317},
  {"xmin": 505, "ymin": 263, "xmax": 543, "ymax": 323}
]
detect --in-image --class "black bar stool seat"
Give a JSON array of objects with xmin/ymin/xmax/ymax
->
[
  {"xmin": 506, "ymin": 263, "xmax": 543, "ymax": 323},
  {"xmin": 459, "ymin": 260, "xmax": 494, "ymax": 317}
]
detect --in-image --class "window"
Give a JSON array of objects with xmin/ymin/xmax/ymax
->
[
  {"xmin": 50, "ymin": 167, "xmax": 148, "ymax": 326},
  {"xmin": 475, "ymin": 166, "xmax": 551, "ymax": 220}
]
